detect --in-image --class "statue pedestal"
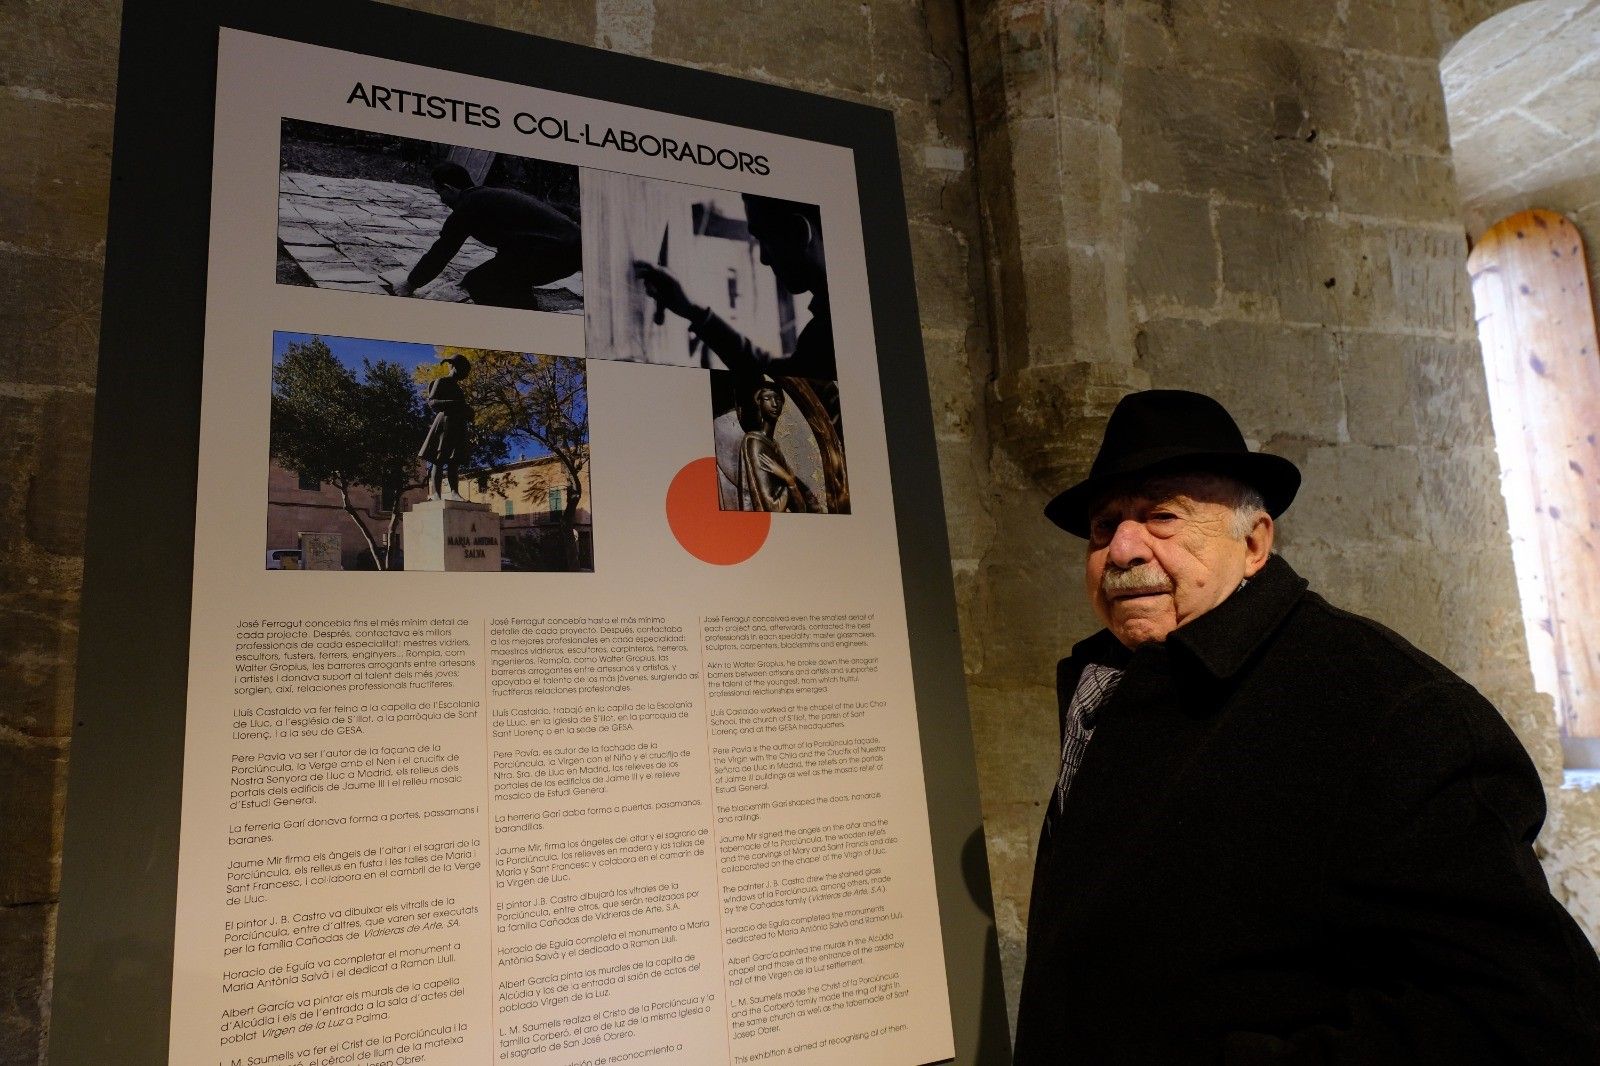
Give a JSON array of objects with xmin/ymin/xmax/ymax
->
[{"xmin": 402, "ymin": 499, "xmax": 501, "ymax": 572}]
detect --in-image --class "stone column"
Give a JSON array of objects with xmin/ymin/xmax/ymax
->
[{"xmin": 964, "ymin": 0, "xmax": 1144, "ymax": 487}]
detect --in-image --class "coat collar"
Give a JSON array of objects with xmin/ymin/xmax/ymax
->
[
  {"xmin": 1069, "ymin": 554, "xmax": 1309, "ymax": 681},
  {"xmin": 1167, "ymin": 553, "xmax": 1308, "ymax": 680}
]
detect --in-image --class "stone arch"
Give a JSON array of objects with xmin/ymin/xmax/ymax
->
[
  {"xmin": 1442, "ymin": 0, "xmax": 1600, "ymax": 303},
  {"xmin": 1433, "ymin": 0, "xmax": 1551, "ymax": 55},
  {"xmin": 1443, "ymin": 1, "xmax": 1600, "ymax": 771}
]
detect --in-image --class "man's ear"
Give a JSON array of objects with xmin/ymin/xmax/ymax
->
[
  {"xmin": 1242, "ymin": 512, "xmax": 1274, "ymax": 577},
  {"xmin": 786, "ymin": 211, "xmax": 815, "ymax": 250}
]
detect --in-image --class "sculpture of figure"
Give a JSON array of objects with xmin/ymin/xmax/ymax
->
[
  {"xmin": 738, "ymin": 382, "xmax": 820, "ymax": 513},
  {"xmin": 419, "ymin": 354, "xmax": 474, "ymax": 501}
]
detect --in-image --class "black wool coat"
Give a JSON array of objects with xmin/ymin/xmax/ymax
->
[{"xmin": 1013, "ymin": 555, "xmax": 1600, "ymax": 1065}]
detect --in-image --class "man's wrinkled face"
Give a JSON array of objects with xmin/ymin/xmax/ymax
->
[{"xmin": 1084, "ymin": 474, "xmax": 1273, "ymax": 648}]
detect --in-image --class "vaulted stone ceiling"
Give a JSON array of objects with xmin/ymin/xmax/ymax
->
[{"xmin": 1442, "ymin": 0, "xmax": 1600, "ymax": 231}]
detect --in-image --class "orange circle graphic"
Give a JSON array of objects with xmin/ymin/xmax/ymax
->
[{"xmin": 666, "ymin": 457, "xmax": 770, "ymax": 565}]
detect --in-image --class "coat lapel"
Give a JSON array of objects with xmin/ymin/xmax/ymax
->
[{"xmin": 1042, "ymin": 557, "xmax": 1313, "ymax": 893}]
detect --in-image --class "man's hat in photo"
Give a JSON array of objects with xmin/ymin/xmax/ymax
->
[{"xmin": 1045, "ymin": 389, "xmax": 1301, "ymax": 537}]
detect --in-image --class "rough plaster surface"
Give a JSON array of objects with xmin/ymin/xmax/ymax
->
[{"xmin": 4, "ymin": 0, "xmax": 1600, "ymax": 1060}]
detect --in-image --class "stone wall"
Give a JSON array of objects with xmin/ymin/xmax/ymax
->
[
  {"xmin": 0, "ymin": 1, "xmax": 115, "ymax": 1061},
  {"xmin": 4, "ymin": 0, "xmax": 1599, "ymax": 1061}
]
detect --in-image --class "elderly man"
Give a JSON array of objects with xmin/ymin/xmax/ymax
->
[{"xmin": 1013, "ymin": 390, "xmax": 1600, "ymax": 1064}]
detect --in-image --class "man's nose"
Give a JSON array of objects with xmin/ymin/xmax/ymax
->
[{"xmin": 1106, "ymin": 521, "xmax": 1150, "ymax": 568}]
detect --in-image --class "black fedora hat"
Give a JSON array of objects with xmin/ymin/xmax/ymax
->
[{"xmin": 1045, "ymin": 390, "xmax": 1300, "ymax": 537}]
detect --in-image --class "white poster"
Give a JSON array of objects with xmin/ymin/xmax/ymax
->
[{"xmin": 171, "ymin": 29, "xmax": 951, "ymax": 1066}]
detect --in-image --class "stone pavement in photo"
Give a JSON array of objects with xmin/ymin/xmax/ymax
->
[{"xmin": 276, "ymin": 172, "xmax": 584, "ymax": 312}]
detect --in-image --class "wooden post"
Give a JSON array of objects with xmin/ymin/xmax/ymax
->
[{"xmin": 1469, "ymin": 209, "xmax": 1600, "ymax": 737}]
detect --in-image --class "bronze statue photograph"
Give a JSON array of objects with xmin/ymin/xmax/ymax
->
[
  {"xmin": 419, "ymin": 353, "xmax": 474, "ymax": 501},
  {"xmin": 738, "ymin": 381, "xmax": 821, "ymax": 514}
]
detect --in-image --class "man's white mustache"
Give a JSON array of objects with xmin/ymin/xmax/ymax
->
[{"xmin": 1102, "ymin": 564, "xmax": 1173, "ymax": 596}]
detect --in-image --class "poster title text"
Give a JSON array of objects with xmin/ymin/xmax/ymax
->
[{"xmin": 346, "ymin": 82, "xmax": 773, "ymax": 175}]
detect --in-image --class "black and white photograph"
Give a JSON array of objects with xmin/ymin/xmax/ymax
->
[
  {"xmin": 277, "ymin": 118, "xmax": 584, "ymax": 311},
  {"xmin": 268, "ymin": 331, "xmax": 593, "ymax": 572},
  {"xmin": 709, "ymin": 369, "xmax": 848, "ymax": 514},
  {"xmin": 584, "ymin": 170, "xmax": 835, "ymax": 380}
]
